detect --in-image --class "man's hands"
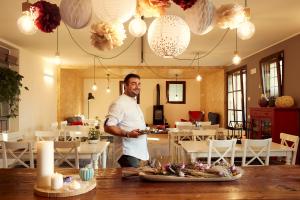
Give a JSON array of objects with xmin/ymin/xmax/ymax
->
[{"xmin": 126, "ymin": 129, "xmax": 141, "ymax": 138}]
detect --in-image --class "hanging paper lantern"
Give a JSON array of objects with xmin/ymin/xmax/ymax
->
[
  {"xmin": 92, "ymin": 0, "xmax": 136, "ymax": 24},
  {"xmin": 137, "ymin": 0, "xmax": 171, "ymax": 18},
  {"xmin": 172, "ymin": 0, "xmax": 197, "ymax": 10},
  {"xmin": 90, "ymin": 22, "xmax": 126, "ymax": 51},
  {"xmin": 237, "ymin": 20, "xmax": 255, "ymax": 40},
  {"xmin": 147, "ymin": 15, "xmax": 190, "ymax": 58},
  {"xmin": 216, "ymin": 3, "xmax": 247, "ymax": 29},
  {"xmin": 32, "ymin": 1, "xmax": 61, "ymax": 33},
  {"xmin": 59, "ymin": 0, "xmax": 92, "ymax": 29},
  {"xmin": 185, "ymin": 0, "xmax": 216, "ymax": 35},
  {"xmin": 128, "ymin": 17, "xmax": 147, "ymax": 37}
]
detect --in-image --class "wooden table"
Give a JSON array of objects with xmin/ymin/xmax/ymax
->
[
  {"xmin": 0, "ymin": 166, "xmax": 300, "ymax": 199},
  {"xmin": 180, "ymin": 141, "xmax": 293, "ymax": 165}
]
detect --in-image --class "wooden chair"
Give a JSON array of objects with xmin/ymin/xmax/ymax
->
[
  {"xmin": 2, "ymin": 141, "xmax": 34, "ymax": 168},
  {"xmin": 0, "ymin": 132, "xmax": 24, "ymax": 142},
  {"xmin": 35, "ymin": 131, "xmax": 59, "ymax": 141},
  {"xmin": 54, "ymin": 141, "xmax": 80, "ymax": 169},
  {"xmin": 242, "ymin": 138, "xmax": 272, "ymax": 166},
  {"xmin": 192, "ymin": 129, "xmax": 216, "ymax": 141},
  {"xmin": 68, "ymin": 131, "xmax": 88, "ymax": 141},
  {"xmin": 208, "ymin": 139, "xmax": 237, "ymax": 166},
  {"xmin": 280, "ymin": 133, "xmax": 299, "ymax": 165},
  {"xmin": 175, "ymin": 121, "xmax": 194, "ymax": 130}
]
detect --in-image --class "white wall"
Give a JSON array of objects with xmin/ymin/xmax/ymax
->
[
  {"xmin": 83, "ymin": 78, "xmax": 201, "ymax": 127},
  {"xmin": 19, "ymin": 49, "xmax": 57, "ymax": 138}
]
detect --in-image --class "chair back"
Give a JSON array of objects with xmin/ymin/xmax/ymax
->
[
  {"xmin": 199, "ymin": 121, "xmax": 212, "ymax": 126},
  {"xmin": 192, "ymin": 129, "xmax": 216, "ymax": 141},
  {"xmin": 35, "ymin": 131, "xmax": 59, "ymax": 141},
  {"xmin": 201, "ymin": 124, "xmax": 220, "ymax": 130},
  {"xmin": 175, "ymin": 121, "xmax": 194, "ymax": 130},
  {"xmin": 69, "ymin": 131, "xmax": 88, "ymax": 141},
  {"xmin": 54, "ymin": 141, "xmax": 80, "ymax": 168},
  {"xmin": 1, "ymin": 141, "xmax": 34, "ymax": 168},
  {"xmin": 208, "ymin": 139, "xmax": 237, "ymax": 166},
  {"xmin": 0, "ymin": 132, "xmax": 24, "ymax": 142},
  {"xmin": 242, "ymin": 138, "xmax": 272, "ymax": 166},
  {"xmin": 280, "ymin": 133, "xmax": 299, "ymax": 165}
]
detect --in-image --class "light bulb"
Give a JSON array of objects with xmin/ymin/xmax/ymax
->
[
  {"xmin": 54, "ymin": 53, "xmax": 61, "ymax": 65},
  {"xmin": 106, "ymin": 87, "xmax": 111, "ymax": 93},
  {"xmin": 232, "ymin": 51, "xmax": 241, "ymax": 65},
  {"xmin": 17, "ymin": 11, "xmax": 37, "ymax": 35},
  {"xmin": 237, "ymin": 20, "xmax": 255, "ymax": 40},
  {"xmin": 92, "ymin": 84, "xmax": 97, "ymax": 91},
  {"xmin": 196, "ymin": 74, "xmax": 202, "ymax": 81},
  {"xmin": 128, "ymin": 17, "xmax": 147, "ymax": 37}
]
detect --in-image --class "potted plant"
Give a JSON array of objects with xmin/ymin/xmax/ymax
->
[
  {"xmin": 0, "ymin": 67, "xmax": 28, "ymax": 118},
  {"xmin": 88, "ymin": 127, "xmax": 101, "ymax": 144}
]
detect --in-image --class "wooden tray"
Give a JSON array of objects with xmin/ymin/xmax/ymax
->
[
  {"xmin": 34, "ymin": 175, "xmax": 96, "ymax": 197},
  {"xmin": 139, "ymin": 171, "xmax": 243, "ymax": 182}
]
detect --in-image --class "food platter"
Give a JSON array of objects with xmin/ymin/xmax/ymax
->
[{"xmin": 139, "ymin": 171, "xmax": 243, "ymax": 182}]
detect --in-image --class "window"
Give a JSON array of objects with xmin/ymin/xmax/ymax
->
[
  {"xmin": 227, "ymin": 67, "xmax": 247, "ymax": 128},
  {"xmin": 260, "ymin": 51, "xmax": 284, "ymax": 98}
]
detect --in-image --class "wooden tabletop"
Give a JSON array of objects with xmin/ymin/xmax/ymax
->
[{"xmin": 0, "ymin": 166, "xmax": 300, "ymax": 200}]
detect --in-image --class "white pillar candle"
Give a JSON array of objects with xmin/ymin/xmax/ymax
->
[
  {"xmin": 36, "ymin": 141, "xmax": 54, "ymax": 189},
  {"xmin": 51, "ymin": 172, "xmax": 63, "ymax": 190}
]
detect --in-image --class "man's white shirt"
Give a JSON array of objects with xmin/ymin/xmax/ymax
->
[{"xmin": 106, "ymin": 94, "xmax": 149, "ymax": 160}]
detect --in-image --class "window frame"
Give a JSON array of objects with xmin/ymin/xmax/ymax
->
[
  {"xmin": 259, "ymin": 51, "xmax": 284, "ymax": 98},
  {"xmin": 226, "ymin": 66, "xmax": 247, "ymax": 129},
  {"xmin": 166, "ymin": 81, "xmax": 186, "ymax": 104}
]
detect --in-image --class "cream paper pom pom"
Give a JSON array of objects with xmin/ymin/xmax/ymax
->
[
  {"xmin": 91, "ymin": 22, "xmax": 126, "ymax": 51},
  {"xmin": 216, "ymin": 3, "xmax": 247, "ymax": 29}
]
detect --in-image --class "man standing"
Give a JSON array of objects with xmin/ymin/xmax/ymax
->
[{"xmin": 104, "ymin": 73, "xmax": 148, "ymax": 167}]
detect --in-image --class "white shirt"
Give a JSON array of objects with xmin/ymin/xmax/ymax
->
[{"xmin": 106, "ymin": 94, "xmax": 149, "ymax": 160}]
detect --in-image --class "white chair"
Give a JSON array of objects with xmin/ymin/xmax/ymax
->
[
  {"xmin": 202, "ymin": 124, "xmax": 220, "ymax": 130},
  {"xmin": 0, "ymin": 132, "xmax": 24, "ymax": 142},
  {"xmin": 175, "ymin": 121, "xmax": 194, "ymax": 130},
  {"xmin": 68, "ymin": 131, "xmax": 88, "ymax": 141},
  {"xmin": 59, "ymin": 121, "xmax": 68, "ymax": 140},
  {"xmin": 208, "ymin": 139, "xmax": 237, "ymax": 166},
  {"xmin": 1, "ymin": 141, "xmax": 34, "ymax": 168},
  {"xmin": 192, "ymin": 129, "xmax": 216, "ymax": 141},
  {"xmin": 242, "ymin": 138, "xmax": 272, "ymax": 166},
  {"xmin": 199, "ymin": 121, "xmax": 212, "ymax": 126},
  {"xmin": 35, "ymin": 131, "xmax": 59, "ymax": 141},
  {"xmin": 280, "ymin": 133, "xmax": 299, "ymax": 165},
  {"xmin": 50, "ymin": 122, "xmax": 58, "ymax": 130},
  {"xmin": 54, "ymin": 141, "xmax": 80, "ymax": 169}
]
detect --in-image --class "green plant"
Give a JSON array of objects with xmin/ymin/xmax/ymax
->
[
  {"xmin": 88, "ymin": 127, "xmax": 101, "ymax": 140},
  {"xmin": 0, "ymin": 67, "xmax": 28, "ymax": 118}
]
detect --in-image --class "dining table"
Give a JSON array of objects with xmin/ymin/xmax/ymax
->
[{"xmin": 0, "ymin": 165, "xmax": 300, "ymax": 199}]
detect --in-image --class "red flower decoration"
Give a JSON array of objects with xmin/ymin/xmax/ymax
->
[
  {"xmin": 172, "ymin": 0, "xmax": 197, "ymax": 10},
  {"xmin": 33, "ymin": 1, "xmax": 61, "ymax": 33}
]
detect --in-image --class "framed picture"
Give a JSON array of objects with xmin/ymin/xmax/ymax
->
[
  {"xmin": 119, "ymin": 81, "xmax": 140, "ymax": 104},
  {"xmin": 166, "ymin": 81, "xmax": 186, "ymax": 104}
]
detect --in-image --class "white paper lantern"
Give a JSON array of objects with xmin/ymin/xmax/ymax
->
[
  {"xmin": 185, "ymin": 0, "xmax": 216, "ymax": 35},
  {"xmin": 147, "ymin": 15, "xmax": 190, "ymax": 58},
  {"xmin": 92, "ymin": 0, "xmax": 136, "ymax": 24},
  {"xmin": 128, "ymin": 17, "xmax": 147, "ymax": 37},
  {"xmin": 60, "ymin": 0, "xmax": 92, "ymax": 29},
  {"xmin": 237, "ymin": 20, "xmax": 255, "ymax": 40}
]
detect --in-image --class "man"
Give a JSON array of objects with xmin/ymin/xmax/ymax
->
[{"xmin": 104, "ymin": 73, "xmax": 148, "ymax": 167}]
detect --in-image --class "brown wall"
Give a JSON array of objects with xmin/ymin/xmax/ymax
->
[
  {"xmin": 58, "ymin": 69, "xmax": 83, "ymax": 122},
  {"xmin": 227, "ymin": 34, "xmax": 300, "ymax": 119},
  {"xmin": 200, "ymin": 69, "xmax": 225, "ymax": 127}
]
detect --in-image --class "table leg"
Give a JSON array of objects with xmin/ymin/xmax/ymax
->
[
  {"xmin": 101, "ymin": 147, "xmax": 107, "ymax": 168},
  {"xmin": 91, "ymin": 153, "xmax": 99, "ymax": 169},
  {"xmin": 285, "ymin": 151, "xmax": 292, "ymax": 165}
]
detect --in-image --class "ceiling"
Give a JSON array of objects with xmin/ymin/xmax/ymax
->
[{"xmin": 1, "ymin": 0, "xmax": 300, "ymax": 74}]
